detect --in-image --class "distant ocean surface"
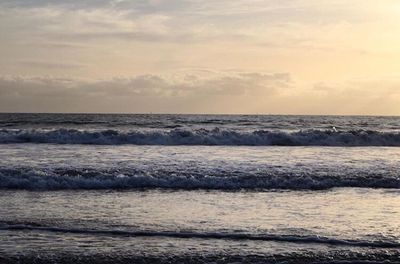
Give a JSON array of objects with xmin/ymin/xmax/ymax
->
[{"xmin": 0, "ymin": 113, "xmax": 399, "ymax": 263}]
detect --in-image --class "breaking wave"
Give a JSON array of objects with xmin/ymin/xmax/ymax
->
[
  {"xmin": 1, "ymin": 128, "xmax": 400, "ymax": 146},
  {"xmin": 1, "ymin": 167, "xmax": 399, "ymax": 190}
]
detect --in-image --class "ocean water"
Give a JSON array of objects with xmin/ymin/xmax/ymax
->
[{"xmin": 0, "ymin": 113, "xmax": 399, "ymax": 263}]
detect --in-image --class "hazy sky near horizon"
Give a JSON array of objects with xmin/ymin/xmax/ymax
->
[{"xmin": 1, "ymin": 0, "xmax": 400, "ymax": 114}]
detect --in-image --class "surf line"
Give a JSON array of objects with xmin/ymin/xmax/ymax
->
[{"xmin": 1, "ymin": 225, "xmax": 399, "ymax": 248}]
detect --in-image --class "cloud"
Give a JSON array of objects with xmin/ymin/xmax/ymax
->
[
  {"xmin": 0, "ymin": 72, "xmax": 291, "ymax": 113},
  {"xmin": 0, "ymin": 0, "xmax": 384, "ymax": 45},
  {"xmin": 287, "ymin": 78, "xmax": 400, "ymax": 115},
  {"xmin": 1, "ymin": 73, "xmax": 400, "ymax": 115},
  {"xmin": 19, "ymin": 60, "xmax": 84, "ymax": 69},
  {"xmin": 1, "ymin": 0, "xmax": 400, "ymax": 115}
]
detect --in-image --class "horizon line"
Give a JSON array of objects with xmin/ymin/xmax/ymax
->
[{"xmin": 0, "ymin": 112, "xmax": 399, "ymax": 117}]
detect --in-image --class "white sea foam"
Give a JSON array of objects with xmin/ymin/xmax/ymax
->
[
  {"xmin": 1, "ymin": 128, "xmax": 400, "ymax": 146},
  {"xmin": 1, "ymin": 167, "xmax": 399, "ymax": 190}
]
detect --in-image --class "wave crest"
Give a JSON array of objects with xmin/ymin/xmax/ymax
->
[
  {"xmin": 1, "ymin": 167, "xmax": 399, "ymax": 190},
  {"xmin": 1, "ymin": 128, "xmax": 400, "ymax": 146}
]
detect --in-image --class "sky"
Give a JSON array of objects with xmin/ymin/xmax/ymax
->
[{"xmin": 1, "ymin": 0, "xmax": 400, "ymax": 115}]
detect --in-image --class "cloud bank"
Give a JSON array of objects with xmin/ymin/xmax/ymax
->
[
  {"xmin": 0, "ymin": 72, "xmax": 291, "ymax": 113},
  {"xmin": 1, "ymin": 73, "xmax": 400, "ymax": 115}
]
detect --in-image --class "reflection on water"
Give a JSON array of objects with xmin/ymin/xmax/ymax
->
[{"xmin": 0, "ymin": 188, "xmax": 399, "ymax": 260}]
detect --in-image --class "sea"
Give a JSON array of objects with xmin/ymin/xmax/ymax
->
[{"xmin": 0, "ymin": 113, "xmax": 399, "ymax": 263}]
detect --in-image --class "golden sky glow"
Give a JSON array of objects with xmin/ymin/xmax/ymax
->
[{"xmin": 1, "ymin": 0, "xmax": 400, "ymax": 114}]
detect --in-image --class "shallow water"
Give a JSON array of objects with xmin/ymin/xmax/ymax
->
[{"xmin": 1, "ymin": 189, "xmax": 399, "ymax": 263}]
